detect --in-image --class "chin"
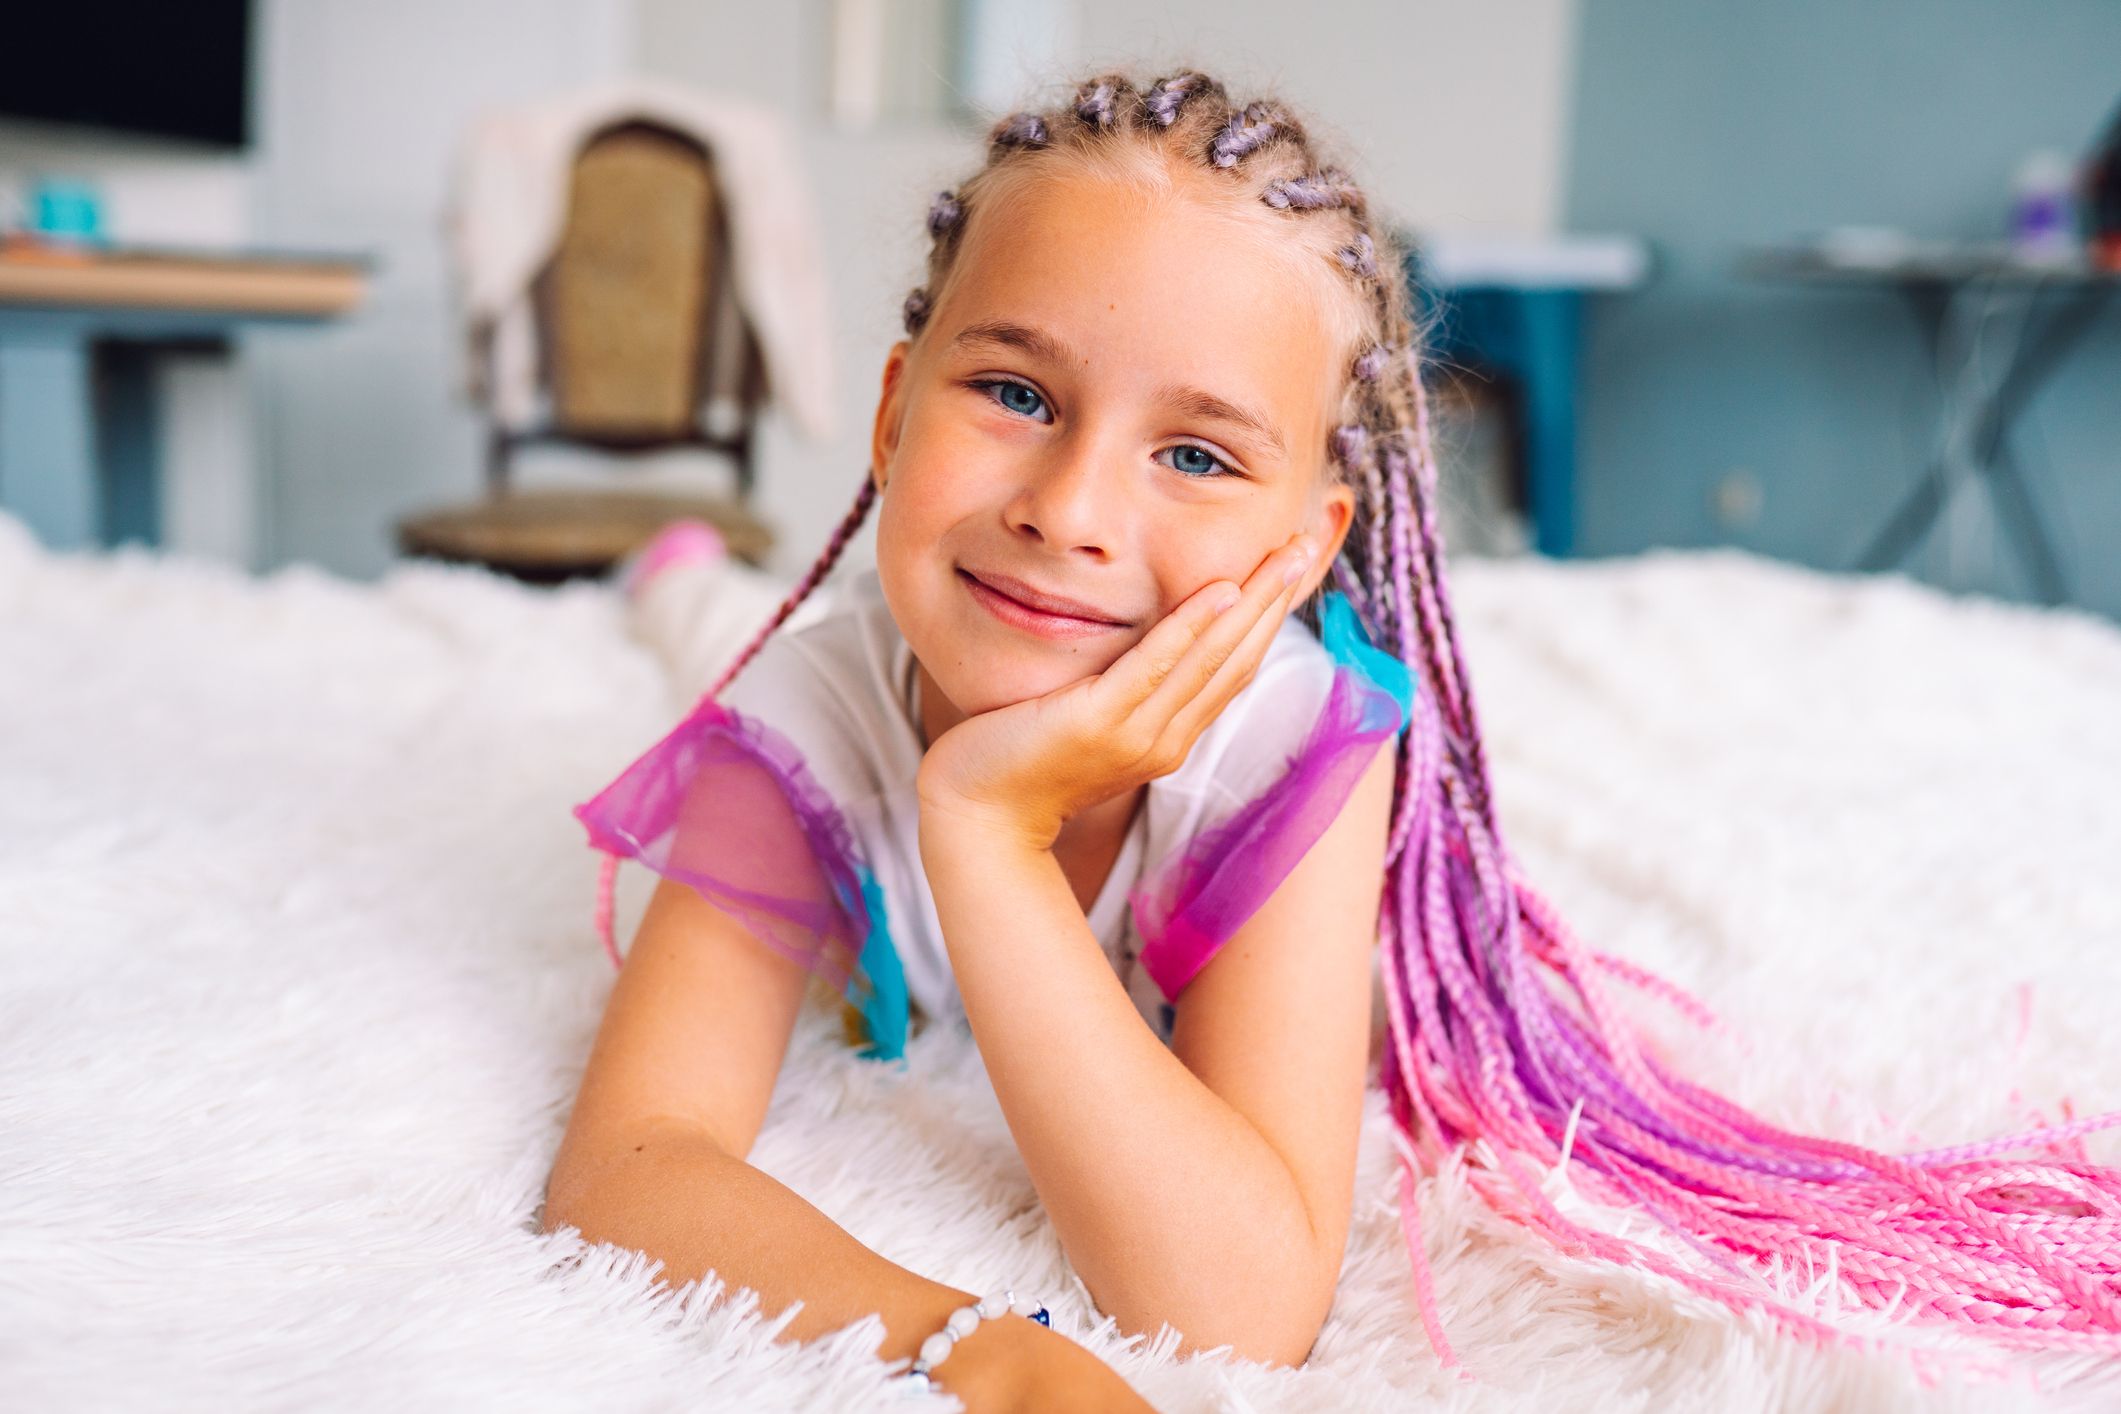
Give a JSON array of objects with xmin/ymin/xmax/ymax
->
[{"xmin": 930, "ymin": 652, "xmax": 1102, "ymax": 717}]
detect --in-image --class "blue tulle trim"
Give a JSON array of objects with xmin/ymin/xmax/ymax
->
[
  {"xmin": 1319, "ymin": 589, "xmax": 1417, "ymax": 730},
  {"xmin": 851, "ymin": 865, "xmax": 910, "ymax": 1063}
]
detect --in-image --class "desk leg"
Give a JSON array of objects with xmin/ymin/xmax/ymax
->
[
  {"xmin": 1514, "ymin": 290, "xmax": 1580, "ymax": 559},
  {"xmin": 1858, "ymin": 282, "xmax": 2104, "ymax": 605},
  {"xmin": 1853, "ymin": 466, "xmax": 1953, "ymax": 575},
  {"xmin": 1855, "ymin": 284, "xmax": 1954, "ymax": 576},
  {"xmin": 100, "ymin": 344, "xmax": 162, "ymax": 549},
  {"xmin": 1983, "ymin": 439, "xmax": 2069, "ymax": 605},
  {"xmin": 0, "ymin": 336, "xmax": 98, "ymax": 551},
  {"xmin": 1971, "ymin": 286, "xmax": 2110, "ymax": 606}
]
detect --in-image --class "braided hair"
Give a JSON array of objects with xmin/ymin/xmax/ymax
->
[{"xmin": 616, "ymin": 67, "xmax": 2121, "ymax": 1372}]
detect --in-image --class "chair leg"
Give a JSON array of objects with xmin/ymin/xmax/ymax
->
[
  {"xmin": 734, "ymin": 427, "xmax": 755, "ymax": 501},
  {"xmin": 485, "ymin": 426, "xmax": 512, "ymax": 497}
]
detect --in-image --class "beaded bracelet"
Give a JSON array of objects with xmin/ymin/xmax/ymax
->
[{"xmin": 897, "ymin": 1289, "xmax": 1051, "ymax": 1391}]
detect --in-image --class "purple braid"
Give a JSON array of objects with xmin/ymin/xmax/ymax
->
[
  {"xmin": 1144, "ymin": 71, "xmax": 1212, "ymax": 127},
  {"xmin": 1073, "ymin": 79, "xmax": 1118, "ymax": 128},
  {"xmin": 1209, "ymin": 101, "xmax": 1290, "ymax": 168},
  {"xmin": 990, "ymin": 111, "xmax": 1048, "ymax": 149},
  {"xmin": 926, "ymin": 190, "xmax": 962, "ymax": 238},
  {"xmin": 1262, "ymin": 168, "xmax": 1365, "ymax": 213},
  {"xmin": 624, "ymin": 62, "xmax": 2121, "ymax": 1373},
  {"xmin": 1337, "ymin": 232, "xmax": 1380, "ymax": 280},
  {"xmin": 901, "ymin": 287, "xmax": 931, "ymax": 336}
]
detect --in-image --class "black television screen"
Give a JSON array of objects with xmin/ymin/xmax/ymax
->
[{"xmin": 0, "ymin": 2, "xmax": 252, "ymax": 149}]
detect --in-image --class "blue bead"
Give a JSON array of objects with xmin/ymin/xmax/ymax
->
[{"xmin": 1032, "ymin": 1308, "xmax": 1050, "ymax": 1326}]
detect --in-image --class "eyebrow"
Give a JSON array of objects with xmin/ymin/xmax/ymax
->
[{"xmin": 950, "ymin": 318, "xmax": 1290, "ymax": 461}]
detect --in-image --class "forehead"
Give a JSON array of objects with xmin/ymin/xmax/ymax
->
[{"xmin": 937, "ymin": 165, "xmax": 1343, "ymax": 452}]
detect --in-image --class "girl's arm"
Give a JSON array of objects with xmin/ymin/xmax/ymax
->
[
  {"xmin": 541, "ymin": 876, "xmax": 1134, "ymax": 1408},
  {"xmin": 918, "ymin": 738, "xmax": 1396, "ymax": 1367}
]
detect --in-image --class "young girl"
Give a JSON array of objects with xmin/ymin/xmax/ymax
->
[{"xmin": 544, "ymin": 65, "xmax": 2121, "ymax": 1405}]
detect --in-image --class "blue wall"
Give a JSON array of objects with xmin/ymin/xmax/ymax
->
[{"xmin": 1563, "ymin": 0, "xmax": 2121, "ymax": 620}]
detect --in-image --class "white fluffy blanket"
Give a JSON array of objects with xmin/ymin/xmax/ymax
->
[{"xmin": 3, "ymin": 505, "xmax": 2117, "ymax": 1411}]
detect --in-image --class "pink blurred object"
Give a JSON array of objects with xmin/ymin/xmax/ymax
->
[{"xmin": 618, "ymin": 518, "xmax": 726, "ymax": 600}]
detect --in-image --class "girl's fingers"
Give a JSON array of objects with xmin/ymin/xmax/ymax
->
[
  {"xmin": 1154, "ymin": 543, "xmax": 1313, "ymax": 741},
  {"xmin": 1093, "ymin": 575, "xmax": 1248, "ymax": 718},
  {"xmin": 1136, "ymin": 534, "xmax": 1314, "ymax": 726}
]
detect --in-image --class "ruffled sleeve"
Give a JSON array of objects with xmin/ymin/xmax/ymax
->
[
  {"xmin": 571, "ymin": 692, "xmax": 912, "ymax": 1061},
  {"xmin": 1127, "ymin": 591, "xmax": 1416, "ymax": 1002}
]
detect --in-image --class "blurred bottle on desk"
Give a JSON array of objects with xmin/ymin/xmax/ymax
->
[
  {"xmin": 2084, "ymin": 98, "xmax": 2121, "ymax": 271},
  {"xmin": 2010, "ymin": 151, "xmax": 2077, "ymax": 263}
]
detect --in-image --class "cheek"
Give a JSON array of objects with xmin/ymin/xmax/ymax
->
[
  {"xmin": 889, "ymin": 413, "xmax": 1004, "ymax": 526},
  {"xmin": 1150, "ymin": 533, "xmax": 1282, "ymax": 617}
]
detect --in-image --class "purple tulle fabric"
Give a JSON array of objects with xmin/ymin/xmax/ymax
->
[
  {"xmin": 1130, "ymin": 642, "xmax": 1410, "ymax": 1001},
  {"xmin": 572, "ymin": 695, "xmax": 882, "ymax": 1005}
]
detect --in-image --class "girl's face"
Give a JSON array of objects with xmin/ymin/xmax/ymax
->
[{"xmin": 868, "ymin": 165, "xmax": 1357, "ymax": 719}]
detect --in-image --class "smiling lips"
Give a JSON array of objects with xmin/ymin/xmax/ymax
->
[{"xmin": 958, "ymin": 568, "xmax": 1133, "ymax": 640}]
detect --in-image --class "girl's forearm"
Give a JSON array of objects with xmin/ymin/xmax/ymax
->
[
  {"xmin": 919, "ymin": 812, "xmax": 1334, "ymax": 1366},
  {"xmin": 540, "ymin": 1122, "xmax": 1057, "ymax": 1402}
]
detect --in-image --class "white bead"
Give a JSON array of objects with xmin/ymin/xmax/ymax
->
[
  {"xmin": 945, "ymin": 1306, "xmax": 982, "ymax": 1339},
  {"xmin": 976, "ymin": 1292, "xmax": 1010, "ymax": 1320},
  {"xmin": 1009, "ymin": 1295, "xmax": 1039, "ymax": 1318},
  {"xmin": 919, "ymin": 1332, "xmax": 956, "ymax": 1367}
]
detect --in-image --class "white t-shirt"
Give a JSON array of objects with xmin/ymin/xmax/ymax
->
[{"xmin": 717, "ymin": 568, "xmax": 1341, "ymax": 1044}]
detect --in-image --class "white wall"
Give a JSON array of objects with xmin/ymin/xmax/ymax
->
[
  {"xmin": 245, "ymin": 0, "xmax": 634, "ymax": 577},
  {"xmin": 1069, "ymin": 1, "xmax": 1580, "ymax": 235},
  {"xmin": 632, "ymin": 0, "xmax": 1582, "ymax": 579}
]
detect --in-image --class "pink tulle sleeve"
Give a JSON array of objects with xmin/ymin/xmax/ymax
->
[
  {"xmin": 571, "ymin": 694, "xmax": 911, "ymax": 1060},
  {"xmin": 1129, "ymin": 591, "xmax": 1415, "ymax": 1002}
]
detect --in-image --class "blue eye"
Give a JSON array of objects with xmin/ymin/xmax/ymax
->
[
  {"xmin": 973, "ymin": 378, "xmax": 1052, "ymax": 423},
  {"xmin": 968, "ymin": 378, "xmax": 1237, "ymax": 479},
  {"xmin": 1157, "ymin": 444, "xmax": 1235, "ymax": 479}
]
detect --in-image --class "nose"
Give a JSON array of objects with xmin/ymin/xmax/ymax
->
[{"xmin": 1002, "ymin": 428, "xmax": 1125, "ymax": 558}]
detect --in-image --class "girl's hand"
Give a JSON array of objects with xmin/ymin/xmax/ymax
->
[
  {"xmin": 943, "ymin": 1317, "xmax": 1157, "ymax": 1413},
  {"xmin": 915, "ymin": 532, "xmax": 1318, "ymax": 850}
]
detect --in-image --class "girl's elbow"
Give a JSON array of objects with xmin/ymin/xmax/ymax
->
[
  {"xmin": 1163, "ymin": 1307, "xmax": 1328, "ymax": 1370},
  {"xmin": 1108, "ymin": 1271, "xmax": 1335, "ymax": 1370}
]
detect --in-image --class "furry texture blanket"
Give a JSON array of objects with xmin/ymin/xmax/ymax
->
[{"xmin": 3, "ymin": 505, "xmax": 2117, "ymax": 1411}]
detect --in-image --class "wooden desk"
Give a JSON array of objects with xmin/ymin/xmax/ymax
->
[{"xmin": 0, "ymin": 241, "xmax": 369, "ymax": 556}]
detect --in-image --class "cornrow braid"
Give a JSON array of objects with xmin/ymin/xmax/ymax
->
[
  {"xmin": 1208, "ymin": 99, "xmax": 1294, "ymax": 168},
  {"xmin": 926, "ymin": 190, "xmax": 962, "ymax": 238},
  {"xmin": 1262, "ymin": 167, "xmax": 1366, "ymax": 214},
  {"xmin": 901, "ymin": 287, "xmax": 931, "ymax": 336},
  {"xmin": 1338, "ymin": 232, "xmax": 1379, "ymax": 280},
  {"xmin": 1073, "ymin": 78, "xmax": 1119, "ymax": 129},
  {"xmin": 619, "ymin": 62, "xmax": 2121, "ymax": 1376},
  {"xmin": 1144, "ymin": 70, "xmax": 1215, "ymax": 127},
  {"xmin": 990, "ymin": 111, "xmax": 1048, "ymax": 150}
]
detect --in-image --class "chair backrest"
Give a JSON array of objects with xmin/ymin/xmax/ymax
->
[{"xmin": 536, "ymin": 119, "xmax": 754, "ymax": 445}]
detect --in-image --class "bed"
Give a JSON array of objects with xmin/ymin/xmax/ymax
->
[{"xmin": 3, "ymin": 505, "xmax": 2116, "ymax": 1411}]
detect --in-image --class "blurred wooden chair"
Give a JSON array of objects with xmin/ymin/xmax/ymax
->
[{"xmin": 398, "ymin": 118, "xmax": 775, "ymax": 585}]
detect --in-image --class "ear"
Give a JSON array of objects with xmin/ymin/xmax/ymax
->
[
  {"xmin": 1297, "ymin": 480, "xmax": 1358, "ymax": 600},
  {"xmin": 870, "ymin": 340, "xmax": 913, "ymax": 494}
]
